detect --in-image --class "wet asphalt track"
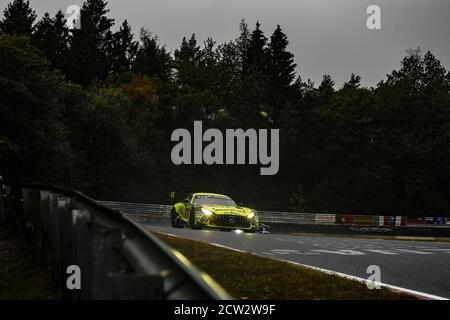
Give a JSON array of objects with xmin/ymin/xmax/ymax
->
[{"xmin": 145, "ymin": 224, "xmax": 450, "ymax": 299}]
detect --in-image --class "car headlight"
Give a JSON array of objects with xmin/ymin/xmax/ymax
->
[
  {"xmin": 247, "ymin": 211, "xmax": 255, "ymax": 219},
  {"xmin": 201, "ymin": 208, "xmax": 213, "ymax": 216}
]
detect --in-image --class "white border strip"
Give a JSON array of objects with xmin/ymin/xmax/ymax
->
[
  {"xmin": 156, "ymin": 231, "xmax": 247, "ymax": 253},
  {"xmin": 210, "ymin": 243, "xmax": 247, "ymax": 253},
  {"xmin": 155, "ymin": 231, "xmax": 449, "ymax": 300}
]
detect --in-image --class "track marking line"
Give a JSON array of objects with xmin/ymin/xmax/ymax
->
[
  {"xmin": 155, "ymin": 231, "xmax": 248, "ymax": 253},
  {"xmin": 210, "ymin": 243, "xmax": 246, "ymax": 253},
  {"xmin": 311, "ymin": 249, "xmax": 366, "ymax": 255},
  {"xmin": 280, "ymin": 259, "xmax": 448, "ymax": 300},
  {"xmin": 396, "ymin": 249, "xmax": 434, "ymax": 255},
  {"xmin": 424, "ymin": 249, "xmax": 450, "ymax": 253},
  {"xmin": 365, "ymin": 249, "xmax": 399, "ymax": 255},
  {"xmin": 158, "ymin": 232, "xmax": 179, "ymax": 237}
]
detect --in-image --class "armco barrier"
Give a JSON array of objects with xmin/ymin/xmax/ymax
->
[
  {"xmin": 0, "ymin": 183, "xmax": 232, "ymax": 300},
  {"xmin": 98, "ymin": 201, "xmax": 407, "ymax": 227}
]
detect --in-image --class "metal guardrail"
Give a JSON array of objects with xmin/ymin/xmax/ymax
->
[
  {"xmin": 98, "ymin": 201, "xmax": 406, "ymax": 227},
  {"xmin": 97, "ymin": 201, "xmax": 327, "ymax": 224},
  {"xmin": 256, "ymin": 211, "xmax": 333, "ymax": 224},
  {"xmin": 99, "ymin": 201, "xmax": 171, "ymax": 217},
  {"xmin": 0, "ymin": 183, "xmax": 232, "ymax": 300}
]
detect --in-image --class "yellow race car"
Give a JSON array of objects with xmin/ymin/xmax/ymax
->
[{"xmin": 171, "ymin": 193, "xmax": 259, "ymax": 232}]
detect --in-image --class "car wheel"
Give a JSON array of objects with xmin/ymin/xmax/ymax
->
[
  {"xmin": 171, "ymin": 208, "xmax": 184, "ymax": 228},
  {"xmin": 189, "ymin": 210, "xmax": 202, "ymax": 230}
]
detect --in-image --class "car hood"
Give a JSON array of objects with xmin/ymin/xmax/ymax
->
[{"xmin": 201, "ymin": 205, "xmax": 253, "ymax": 216}]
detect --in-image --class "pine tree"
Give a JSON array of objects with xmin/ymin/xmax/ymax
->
[
  {"xmin": 423, "ymin": 51, "xmax": 447, "ymax": 91},
  {"xmin": 174, "ymin": 34, "xmax": 201, "ymax": 87},
  {"xmin": 67, "ymin": 0, "xmax": 114, "ymax": 86},
  {"xmin": 319, "ymin": 74, "xmax": 335, "ymax": 96},
  {"xmin": 133, "ymin": 29, "xmax": 172, "ymax": 81},
  {"xmin": 174, "ymin": 34, "xmax": 201, "ymax": 64},
  {"xmin": 233, "ymin": 22, "xmax": 273, "ymax": 127},
  {"xmin": 235, "ymin": 19, "xmax": 251, "ymax": 70},
  {"xmin": 110, "ymin": 20, "xmax": 138, "ymax": 73},
  {"xmin": 32, "ymin": 11, "xmax": 70, "ymax": 73},
  {"xmin": 268, "ymin": 25, "xmax": 296, "ymax": 88},
  {"xmin": 343, "ymin": 73, "xmax": 362, "ymax": 89},
  {"xmin": 242, "ymin": 22, "xmax": 268, "ymax": 76},
  {"xmin": 0, "ymin": 0, "xmax": 36, "ymax": 36},
  {"xmin": 267, "ymin": 25, "xmax": 298, "ymax": 121}
]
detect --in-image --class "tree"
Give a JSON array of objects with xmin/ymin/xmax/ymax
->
[
  {"xmin": 231, "ymin": 22, "xmax": 273, "ymax": 127},
  {"xmin": 174, "ymin": 34, "xmax": 202, "ymax": 87},
  {"xmin": 32, "ymin": 11, "xmax": 70, "ymax": 73},
  {"xmin": 242, "ymin": 22, "xmax": 268, "ymax": 76},
  {"xmin": 80, "ymin": 85, "xmax": 140, "ymax": 198},
  {"xmin": 267, "ymin": 25, "xmax": 298, "ymax": 122},
  {"xmin": 268, "ymin": 25, "xmax": 296, "ymax": 87},
  {"xmin": 373, "ymin": 50, "xmax": 450, "ymax": 215},
  {"xmin": 133, "ymin": 29, "xmax": 172, "ymax": 81},
  {"xmin": 319, "ymin": 74, "xmax": 335, "ymax": 97},
  {"xmin": 0, "ymin": 34, "xmax": 75, "ymax": 183},
  {"xmin": 343, "ymin": 73, "xmax": 362, "ymax": 89},
  {"xmin": 0, "ymin": 0, "xmax": 36, "ymax": 36},
  {"xmin": 67, "ymin": 0, "xmax": 115, "ymax": 86},
  {"xmin": 172, "ymin": 34, "xmax": 215, "ymax": 123},
  {"xmin": 110, "ymin": 20, "xmax": 138, "ymax": 73},
  {"xmin": 235, "ymin": 19, "xmax": 251, "ymax": 70}
]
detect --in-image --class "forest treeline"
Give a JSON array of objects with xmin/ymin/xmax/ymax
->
[{"xmin": 1, "ymin": 0, "xmax": 450, "ymax": 216}]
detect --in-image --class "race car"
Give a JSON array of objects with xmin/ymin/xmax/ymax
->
[{"xmin": 171, "ymin": 193, "xmax": 259, "ymax": 232}]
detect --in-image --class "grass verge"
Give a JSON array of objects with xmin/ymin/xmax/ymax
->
[
  {"xmin": 156, "ymin": 233, "xmax": 418, "ymax": 300},
  {"xmin": 0, "ymin": 225, "xmax": 56, "ymax": 300}
]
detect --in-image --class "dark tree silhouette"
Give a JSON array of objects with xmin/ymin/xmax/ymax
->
[
  {"xmin": 0, "ymin": 0, "xmax": 36, "ymax": 36},
  {"xmin": 32, "ymin": 11, "xmax": 70, "ymax": 73},
  {"xmin": 110, "ymin": 20, "xmax": 138, "ymax": 73},
  {"xmin": 133, "ymin": 29, "xmax": 172, "ymax": 81},
  {"xmin": 67, "ymin": 0, "xmax": 115, "ymax": 86}
]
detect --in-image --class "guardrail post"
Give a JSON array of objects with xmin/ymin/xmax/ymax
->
[
  {"xmin": 90, "ymin": 223, "xmax": 123, "ymax": 299},
  {"xmin": 29, "ymin": 189, "xmax": 43, "ymax": 263},
  {"xmin": 39, "ymin": 190, "xmax": 51, "ymax": 265},
  {"xmin": 59, "ymin": 196, "xmax": 75, "ymax": 300},
  {"xmin": 10, "ymin": 185, "xmax": 25, "ymax": 232},
  {"xmin": 4, "ymin": 186, "xmax": 12, "ymax": 228},
  {"xmin": 48, "ymin": 193, "xmax": 64, "ymax": 294},
  {"xmin": 0, "ymin": 187, "xmax": 5, "ymax": 224},
  {"xmin": 22, "ymin": 188, "xmax": 33, "ymax": 242},
  {"xmin": 72, "ymin": 208, "xmax": 92, "ymax": 300}
]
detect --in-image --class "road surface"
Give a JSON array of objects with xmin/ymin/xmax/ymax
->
[{"xmin": 145, "ymin": 224, "xmax": 450, "ymax": 299}]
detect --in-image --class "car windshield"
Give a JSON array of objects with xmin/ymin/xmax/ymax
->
[{"xmin": 193, "ymin": 195, "xmax": 237, "ymax": 207}]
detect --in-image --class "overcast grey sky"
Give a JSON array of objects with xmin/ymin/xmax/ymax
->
[{"xmin": 2, "ymin": 0, "xmax": 449, "ymax": 87}]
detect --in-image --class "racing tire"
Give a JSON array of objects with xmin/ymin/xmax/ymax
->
[
  {"xmin": 189, "ymin": 210, "xmax": 202, "ymax": 230},
  {"xmin": 171, "ymin": 208, "xmax": 184, "ymax": 228}
]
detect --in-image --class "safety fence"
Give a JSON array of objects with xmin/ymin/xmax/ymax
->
[
  {"xmin": 98, "ymin": 201, "xmax": 407, "ymax": 227},
  {"xmin": 0, "ymin": 184, "xmax": 231, "ymax": 300}
]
